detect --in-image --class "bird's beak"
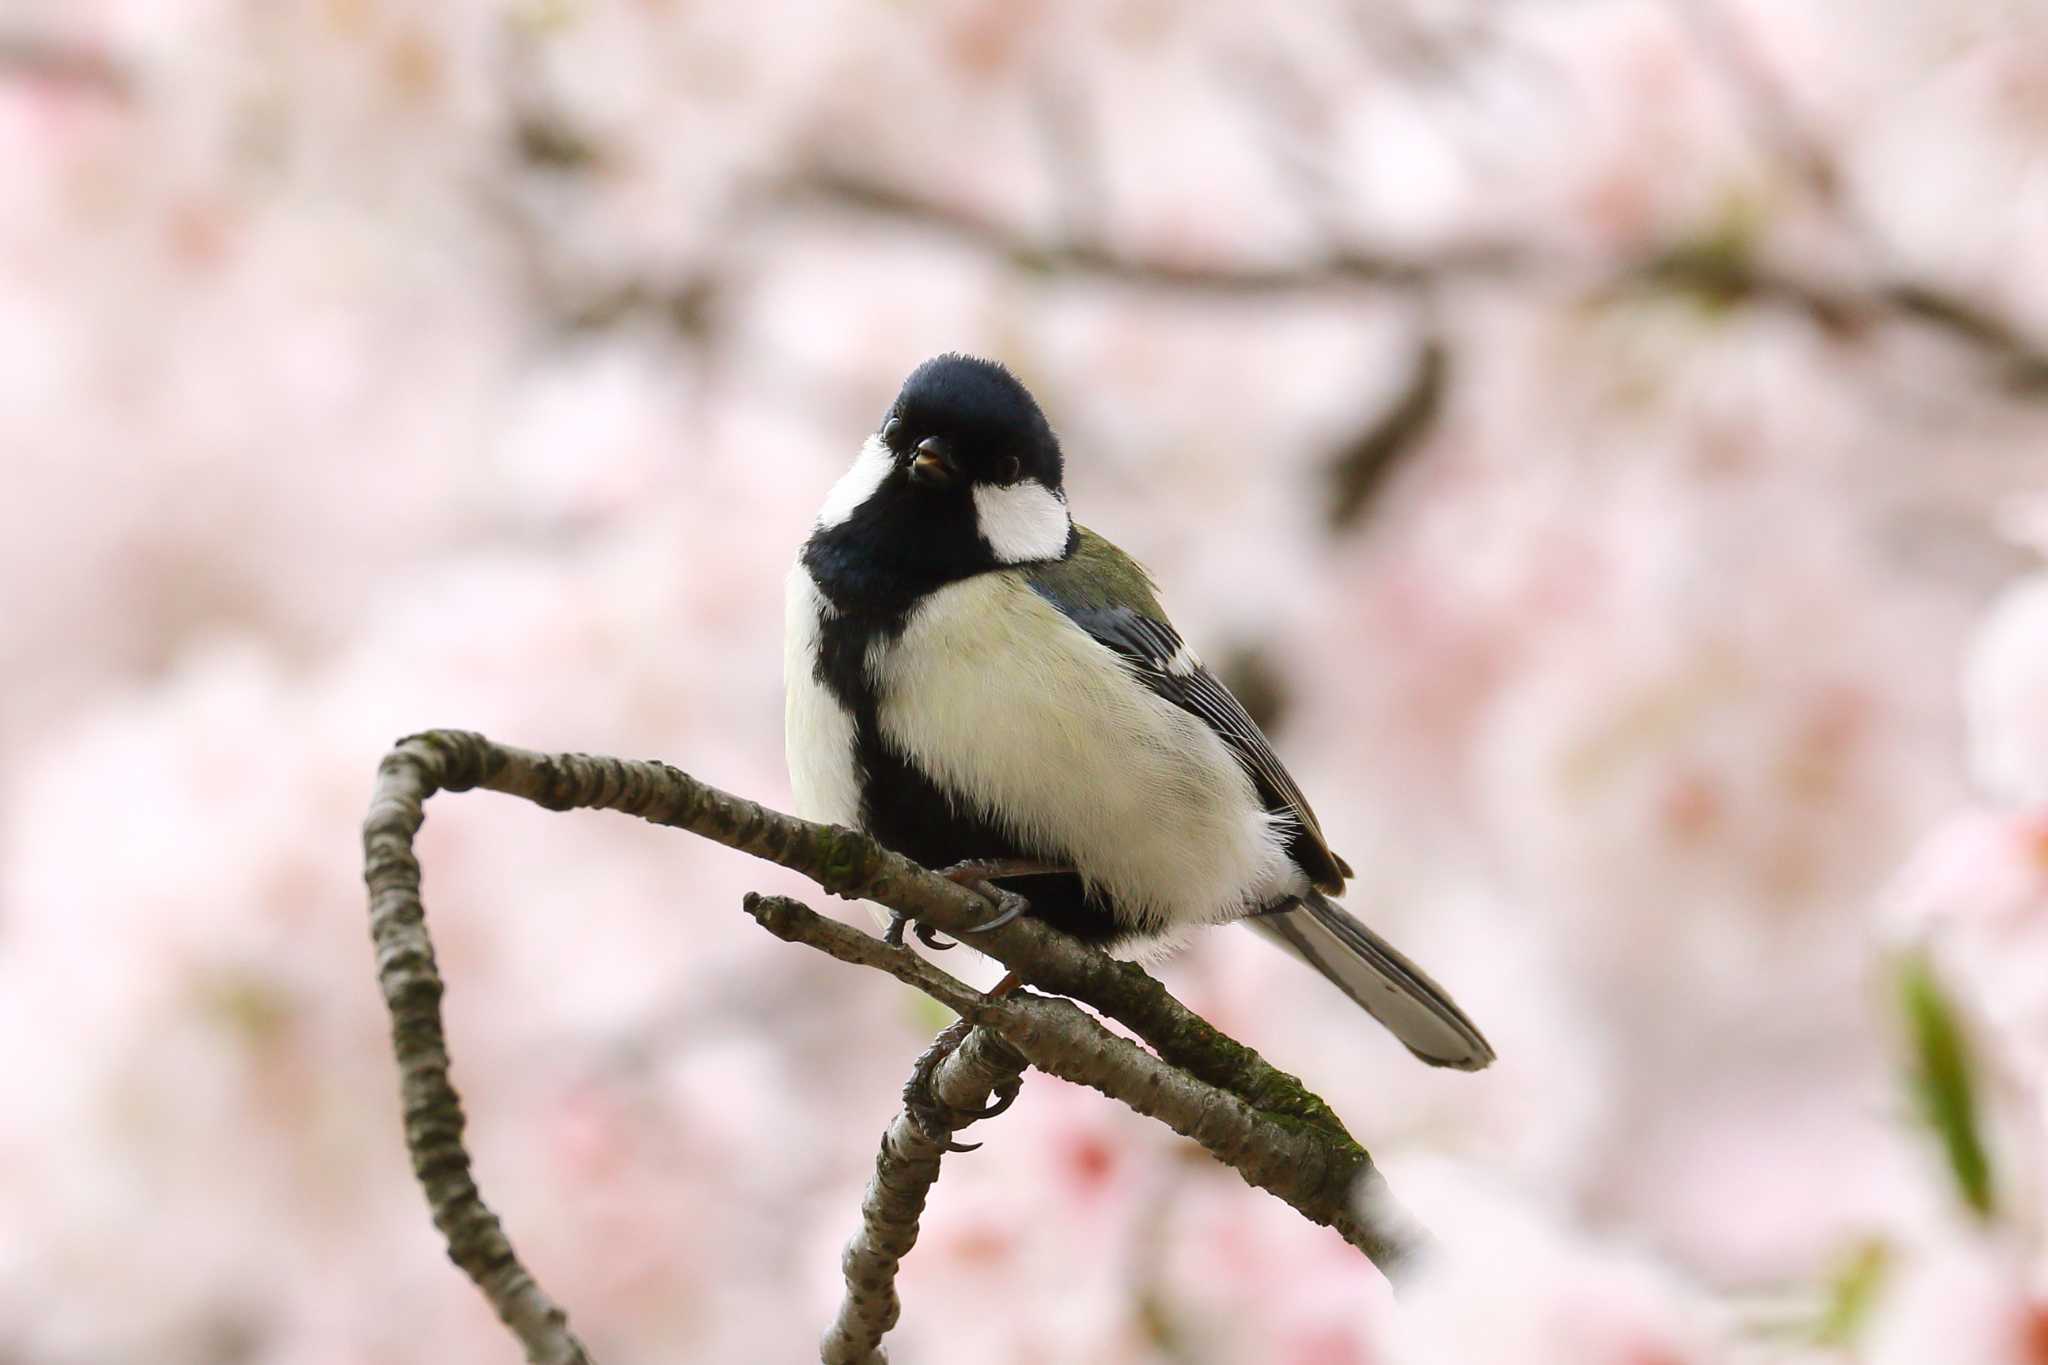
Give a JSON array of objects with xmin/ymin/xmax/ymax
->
[{"xmin": 909, "ymin": 436, "xmax": 958, "ymax": 487}]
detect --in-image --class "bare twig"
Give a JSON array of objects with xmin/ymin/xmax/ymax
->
[
  {"xmin": 372, "ymin": 732, "xmax": 1378, "ymax": 1149},
  {"xmin": 364, "ymin": 731, "xmax": 1425, "ymax": 1363},
  {"xmin": 362, "ymin": 753, "xmax": 592, "ymax": 1365},
  {"xmin": 742, "ymin": 893, "xmax": 1424, "ymax": 1267},
  {"xmin": 811, "ymin": 1018, "xmax": 1026, "ymax": 1365}
]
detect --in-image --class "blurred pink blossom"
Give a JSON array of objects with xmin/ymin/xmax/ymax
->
[{"xmin": 7, "ymin": 0, "xmax": 2048, "ymax": 1360}]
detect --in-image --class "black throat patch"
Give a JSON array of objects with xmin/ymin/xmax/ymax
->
[{"xmin": 796, "ymin": 516, "xmax": 1124, "ymax": 946}]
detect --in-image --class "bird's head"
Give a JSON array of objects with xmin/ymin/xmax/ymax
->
[
  {"xmin": 812, "ymin": 355, "xmax": 1074, "ymax": 572},
  {"xmin": 883, "ymin": 353, "xmax": 1064, "ymax": 497}
]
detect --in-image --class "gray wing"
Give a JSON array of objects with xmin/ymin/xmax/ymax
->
[
  {"xmin": 1022, "ymin": 535, "xmax": 1493, "ymax": 1070},
  {"xmin": 1026, "ymin": 588, "xmax": 1352, "ymax": 894}
]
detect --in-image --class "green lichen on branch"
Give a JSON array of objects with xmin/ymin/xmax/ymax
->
[{"xmin": 1078, "ymin": 957, "xmax": 1358, "ymax": 1141}]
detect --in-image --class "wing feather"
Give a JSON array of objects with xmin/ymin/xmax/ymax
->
[{"xmin": 1023, "ymin": 533, "xmax": 1350, "ymax": 893}]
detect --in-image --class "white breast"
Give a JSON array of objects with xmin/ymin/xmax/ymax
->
[
  {"xmin": 869, "ymin": 572, "xmax": 1300, "ymax": 934},
  {"xmin": 783, "ymin": 564, "xmax": 862, "ymax": 826}
]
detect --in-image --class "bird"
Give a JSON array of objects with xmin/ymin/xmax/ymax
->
[{"xmin": 784, "ymin": 353, "xmax": 1493, "ymax": 1071}]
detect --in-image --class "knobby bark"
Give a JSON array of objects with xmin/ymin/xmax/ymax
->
[
  {"xmin": 810, "ymin": 1017, "xmax": 1027, "ymax": 1365},
  {"xmin": 363, "ymin": 729, "xmax": 1426, "ymax": 1365}
]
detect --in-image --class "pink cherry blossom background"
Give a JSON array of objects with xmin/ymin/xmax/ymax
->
[{"xmin": 6, "ymin": 1, "xmax": 2048, "ymax": 1361}]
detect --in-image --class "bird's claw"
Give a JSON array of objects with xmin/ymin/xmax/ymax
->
[
  {"xmin": 977, "ymin": 1074, "xmax": 1022, "ymax": 1121},
  {"xmin": 902, "ymin": 1020, "xmax": 1004, "ymax": 1153},
  {"xmin": 884, "ymin": 910, "xmax": 956, "ymax": 951},
  {"xmin": 885, "ymin": 860, "xmax": 1055, "ymax": 950},
  {"xmin": 964, "ymin": 884, "xmax": 1029, "ymax": 935},
  {"xmin": 934, "ymin": 858, "xmax": 1059, "ymax": 937}
]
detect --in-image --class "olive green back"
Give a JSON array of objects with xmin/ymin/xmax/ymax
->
[{"xmin": 1023, "ymin": 525, "xmax": 1164, "ymax": 617}]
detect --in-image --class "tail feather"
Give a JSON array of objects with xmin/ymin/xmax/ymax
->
[{"xmin": 1248, "ymin": 891, "xmax": 1494, "ymax": 1071}]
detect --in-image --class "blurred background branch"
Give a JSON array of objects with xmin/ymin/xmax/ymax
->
[
  {"xmin": 0, "ymin": 29, "xmax": 132, "ymax": 98},
  {"xmin": 774, "ymin": 167, "xmax": 1532, "ymax": 296}
]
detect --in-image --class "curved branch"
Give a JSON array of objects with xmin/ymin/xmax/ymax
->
[
  {"xmin": 362, "ymin": 730, "xmax": 1425, "ymax": 1362},
  {"xmin": 362, "ymin": 750, "xmax": 592, "ymax": 1364},
  {"xmin": 814, "ymin": 1019, "xmax": 1027, "ymax": 1365},
  {"xmin": 379, "ymin": 731, "xmax": 1371, "ymax": 1149},
  {"xmin": 743, "ymin": 892, "xmax": 1420, "ymax": 1267}
]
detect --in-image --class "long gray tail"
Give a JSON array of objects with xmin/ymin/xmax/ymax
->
[{"xmin": 1248, "ymin": 891, "xmax": 1494, "ymax": 1071}]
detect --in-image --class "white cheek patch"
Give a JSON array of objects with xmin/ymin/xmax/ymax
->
[
  {"xmin": 814, "ymin": 435, "xmax": 895, "ymax": 528},
  {"xmin": 972, "ymin": 478, "xmax": 1071, "ymax": 563}
]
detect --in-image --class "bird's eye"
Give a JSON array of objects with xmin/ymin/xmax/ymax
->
[{"xmin": 994, "ymin": 455, "xmax": 1021, "ymax": 484}]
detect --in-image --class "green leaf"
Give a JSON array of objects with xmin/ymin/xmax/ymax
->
[
  {"xmin": 1814, "ymin": 1239, "xmax": 1891, "ymax": 1347},
  {"xmin": 1899, "ymin": 953, "xmax": 1996, "ymax": 1219}
]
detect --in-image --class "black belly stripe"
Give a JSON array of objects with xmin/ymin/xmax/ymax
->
[{"xmin": 800, "ymin": 539, "xmax": 1131, "ymax": 946}]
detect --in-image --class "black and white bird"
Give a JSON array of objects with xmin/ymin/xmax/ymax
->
[{"xmin": 784, "ymin": 354, "xmax": 1493, "ymax": 1071}]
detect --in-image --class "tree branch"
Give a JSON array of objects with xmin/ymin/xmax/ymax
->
[
  {"xmin": 362, "ymin": 750, "xmax": 593, "ymax": 1365},
  {"xmin": 788, "ymin": 167, "xmax": 2048, "ymax": 398},
  {"xmin": 808, "ymin": 1016, "xmax": 1026, "ymax": 1365},
  {"xmin": 363, "ymin": 730, "xmax": 1424, "ymax": 1362},
  {"xmin": 742, "ymin": 893, "xmax": 1423, "ymax": 1264},
  {"xmin": 781, "ymin": 167, "xmax": 1530, "ymax": 295},
  {"xmin": 1619, "ymin": 246, "xmax": 2048, "ymax": 395}
]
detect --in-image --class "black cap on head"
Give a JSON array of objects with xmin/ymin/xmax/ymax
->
[{"xmin": 883, "ymin": 354, "xmax": 1064, "ymax": 493}]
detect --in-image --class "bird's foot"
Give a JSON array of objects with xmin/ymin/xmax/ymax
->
[
  {"xmin": 902, "ymin": 1019, "xmax": 1022, "ymax": 1153},
  {"xmin": 936, "ymin": 859, "xmax": 1065, "ymax": 935},
  {"xmin": 885, "ymin": 860, "xmax": 1067, "ymax": 951}
]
